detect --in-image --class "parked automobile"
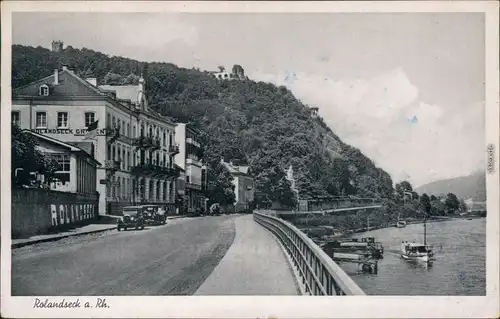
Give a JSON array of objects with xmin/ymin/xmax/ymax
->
[
  {"xmin": 209, "ymin": 203, "xmax": 221, "ymax": 216},
  {"xmin": 118, "ymin": 206, "xmax": 145, "ymax": 231},
  {"xmin": 142, "ymin": 205, "xmax": 167, "ymax": 225}
]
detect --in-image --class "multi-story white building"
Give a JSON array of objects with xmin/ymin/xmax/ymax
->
[
  {"xmin": 221, "ymin": 158, "xmax": 254, "ymax": 212},
  {"xmin": 174, "ymin": 123, "xmax": 207, "ymax": 213},
  {"xmin": 12, "ymin": 67, "xmax": 180, "ymax": 215}
]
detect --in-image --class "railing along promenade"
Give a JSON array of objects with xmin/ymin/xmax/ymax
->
[{"xmin": 253, "ymin": 210, "xmax": 366, "ymax": 296}]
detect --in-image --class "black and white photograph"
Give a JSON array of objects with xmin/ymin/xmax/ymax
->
[{"xmin": 1, "ymin": 1, "xmax": 499, "ymax": 318}]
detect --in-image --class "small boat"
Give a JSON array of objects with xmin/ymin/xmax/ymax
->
[
  {"xmin": 396, "ymin": 220, "xmax": 407, "ymax": 228},
  {"xmin": 396, "ymin": 212, "xmax": 407, "ymax": 228},
  {"xmin": 400, "ymin": 214, "xmax": 435, "ymax": 263},
  {"xmin": 328, "ymin": 237, "xmax": 384, "ymax": 259},
  {"xmin": 400, "ymin": 242, "xmax": 434, "ymax": 263}
]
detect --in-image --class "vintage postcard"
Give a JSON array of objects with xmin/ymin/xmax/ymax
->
[{"xmin": 1, "ymin": 1, "xmax": 499, "ymax": 318}]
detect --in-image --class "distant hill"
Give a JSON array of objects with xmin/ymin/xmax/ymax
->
[{"xmin": 415, "ymin": 171, "xmax": 486, "ymax": 201}]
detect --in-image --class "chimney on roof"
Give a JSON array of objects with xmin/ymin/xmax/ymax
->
[
  {"xmin": 85, "ymin": 78, "xmax": 97, "ymax": 87},
  {"xmin": 53, "ymin": 69, "xmax": 59, "ymax": 85},
  {"xmin": 62, "ymin": 66, "xmax": 68, "ymax": 71}
]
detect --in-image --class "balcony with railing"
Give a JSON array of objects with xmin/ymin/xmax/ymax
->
[
  {"xmin": 130, "ymin": 163, "xmax": 180, "ymax": 178},
  {"xmin": 106, "ymin": 125, "xmax": 120, "ymax": 145},
  {"xmin": 186, "ymin": 182, "xmax": 202, "ymax": 191},
  {"xmin": 104, "ymin": 159, "xmax": 121, "ymax": 171},
  {"xmin": 186, "ymin": 137, "xmax": 201, "ymax": 148},
  {"xmin": 169, "ymin": 144, "xmax": 180, "ymax": 155},
  {"xmin": 132, "ymin": 135, "xmax": 161, "ymax": 150},
  {"xmin": 186, "ymin": 156, "xmax": 202, "ymax": 167}
]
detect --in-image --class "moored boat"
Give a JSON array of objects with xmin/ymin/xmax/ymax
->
[
  {"xmin": 400, "ymin": 241, "xmax": 434, "ymax": 263},
  {"xmin": 396, "ymin": 220, "xmax": 407, "ymax": 228},
  {"xmin": 396, "ymin": 212, "xmax": 407, "ymax": 228}
]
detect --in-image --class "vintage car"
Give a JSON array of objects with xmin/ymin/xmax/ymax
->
[
  {"xmin": 118, "ymin": 206, "xmax": 145, "ymax": 231},
  {"xmin": 142, "ymin": 205, "xmax": 167, "ymax": 225}
]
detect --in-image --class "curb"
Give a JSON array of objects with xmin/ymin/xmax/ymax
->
[
  {"xmin": 166, "ymin": 215, "xmax": 186, "ymax": 220},
  {"xmin": 11, "ymin": 226, "xmax": 117, "ymax": 249}
]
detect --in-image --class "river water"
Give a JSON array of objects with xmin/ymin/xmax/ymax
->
[{"xmin": 338, "ymin": 218, "xmax": 486, "ymax": 295}]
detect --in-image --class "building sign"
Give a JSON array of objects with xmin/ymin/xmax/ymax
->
[{"xmin": 31, "ymin": 128, "xmax": 109, "ymax": 135}]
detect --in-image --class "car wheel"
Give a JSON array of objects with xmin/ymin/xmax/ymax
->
[
  {"xmin": 141, "ymin": 225, "xmax": 145, "ymax": 230},
  {"xmin": 124, "ymin": 227, "xmax": 127, "ymax": 231},
  {"xmin": 135, "ymin": 225, "xmax": 139, "ymax": 230},
  {"xmin": 117, "ymin": 226, "xmax": 121, "ymax": 231}
]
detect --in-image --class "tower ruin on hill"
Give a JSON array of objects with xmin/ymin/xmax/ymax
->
[{"xmin": 51, "ymin": 40, "xmax": 64, "ymax": 52}]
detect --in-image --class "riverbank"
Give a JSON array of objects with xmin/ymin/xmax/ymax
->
[{"xmin": 298, "ymin": 215, "xmax": 484, "ymax": 243}]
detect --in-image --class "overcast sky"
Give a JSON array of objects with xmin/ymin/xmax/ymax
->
[{"xmin": 13, "ymin": 12, "xmax": 485, "ymax": 187}]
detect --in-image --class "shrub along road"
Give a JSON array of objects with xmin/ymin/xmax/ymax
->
[{"xmin": 12, "ymin": 215, "xmax": 236, "ymax": 296}]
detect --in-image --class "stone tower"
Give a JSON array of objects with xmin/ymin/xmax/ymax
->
[{"xmin": 51, "ymin": 40, "xmax": 64, "ymax": 52}]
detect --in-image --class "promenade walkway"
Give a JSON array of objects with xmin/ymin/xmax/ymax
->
[{"xmin": 195, "ymin": 214, "xmax": 300, "ymax": 295}]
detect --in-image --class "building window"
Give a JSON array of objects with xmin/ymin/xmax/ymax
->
[
  {"xmin": 36, "ymin": 112, "xmax": 47, "ymax": 128},
  {"xmin": 169, "ymin": 133, "xmax": 173, "ymax": 146},
  {"xmin": 107, "ymin": 113, "xmax": 111, "ymax": 127},
  {"xmin": 57, "ymin": 112, "xmax": 69, "ymax": 128},
  {"xmin": 85, "ymin": 112, "xmax": 95, "ymax": 127},
  {"xmin": 127, "ymin": 123, "xmax": 130, "ymax": 137},
  {"xmin": 51, "ymin": 154, "xmax": 71, "ymax": 172},
  {"xmin": 122, "ymin": 149, "xmax": 126, "ymax": 170},
  {"xmin": 156, "ymin": 180, "xmax": 161, "ymax": 201},
  {"xmin": 133, "ymin": 125, "xmax": 136, "ymax": 138},
  {"xmin": 11, "ymin": 111, "xmax": 20, "ymax": 126},
  {"xmin": 39, "ymin": 85, "xmax": 49, "ymax": 96},
  {"xmin": 127, "ymin": 151, "xmax": 130, "ymax": 170},
  {"xmin": 112, "ymin": 116, "xmax": 116, "ymax": 129},
  {"xmin": 163, "ymin": 131, "xmax": 166, "ymax": 146}
]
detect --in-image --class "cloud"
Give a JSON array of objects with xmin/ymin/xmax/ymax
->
[{"xmin": 251, "ymin": 68, "xmax": 484, "ymax": 187}]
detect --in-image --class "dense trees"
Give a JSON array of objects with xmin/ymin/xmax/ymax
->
[
  {"xmin": 11, "ymin": 123, "xmax": 59, "ymax": 188},
  {"xmin": 445, "ymin": 193, "xmax": 460, "ymax": 213},
  {"xmin": 204, "ymin": 162, "xmax": 236, "ymax": 207}
]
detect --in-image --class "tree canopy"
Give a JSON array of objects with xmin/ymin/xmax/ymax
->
[{"xmin": 11, "ymin": 123, "xmax": 60, "ymax": 188}]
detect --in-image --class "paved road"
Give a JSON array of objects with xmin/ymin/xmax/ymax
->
[{"xmin": 12, "ymin": 216, "xmax": 236, "ymax": 296}]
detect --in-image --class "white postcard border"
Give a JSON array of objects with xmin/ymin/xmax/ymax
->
[{"xmin": 1, "ymin": 1, "xmax": 499, "ymax": 318}]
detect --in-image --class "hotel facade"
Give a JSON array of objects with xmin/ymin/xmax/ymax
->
[
  {"xmin": 174, "ymin": 123, "xmax": 207, "ymax": 214},
  {"xmin": 12, "ymin": 67, "xmax": 181, "ymax": 215}
]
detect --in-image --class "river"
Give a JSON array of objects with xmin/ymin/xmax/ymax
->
[{"xmin": 338, "ymin": 218, "xmax": 486, "ymax": 295}]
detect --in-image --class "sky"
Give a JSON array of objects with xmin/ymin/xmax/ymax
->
[{"xmin": 12, "ymin": 12, "xmax": 486, "ymax": 187}]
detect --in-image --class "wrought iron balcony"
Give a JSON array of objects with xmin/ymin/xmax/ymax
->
[
  {"xmin": 132, "ymin": 135, "xmax": 161, "ymax": 150},
  {"xmin": 104, "ymin": 159, "xmax": 121, "ymax": 171},
  {"xmin": 186, "ymin": 137, "xmax": 201, "ymax": 148},
  {"xmin": 151, "ymin": 138, "xmax": 161, "ymax": 150},
  {"xmin": 186, "ymin": 182, "xmax": 202, "ymax": 191},
  {"xmin": 130, "ymin": 163, "xmax": 180, "ymax": 178},
  {"xmin": 169, "ymin": 144, "xmax": 180, "ymax": 155},
  {"xmin": 106, "ymin": 125, "xmax": 120, "ymax": 145}
]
